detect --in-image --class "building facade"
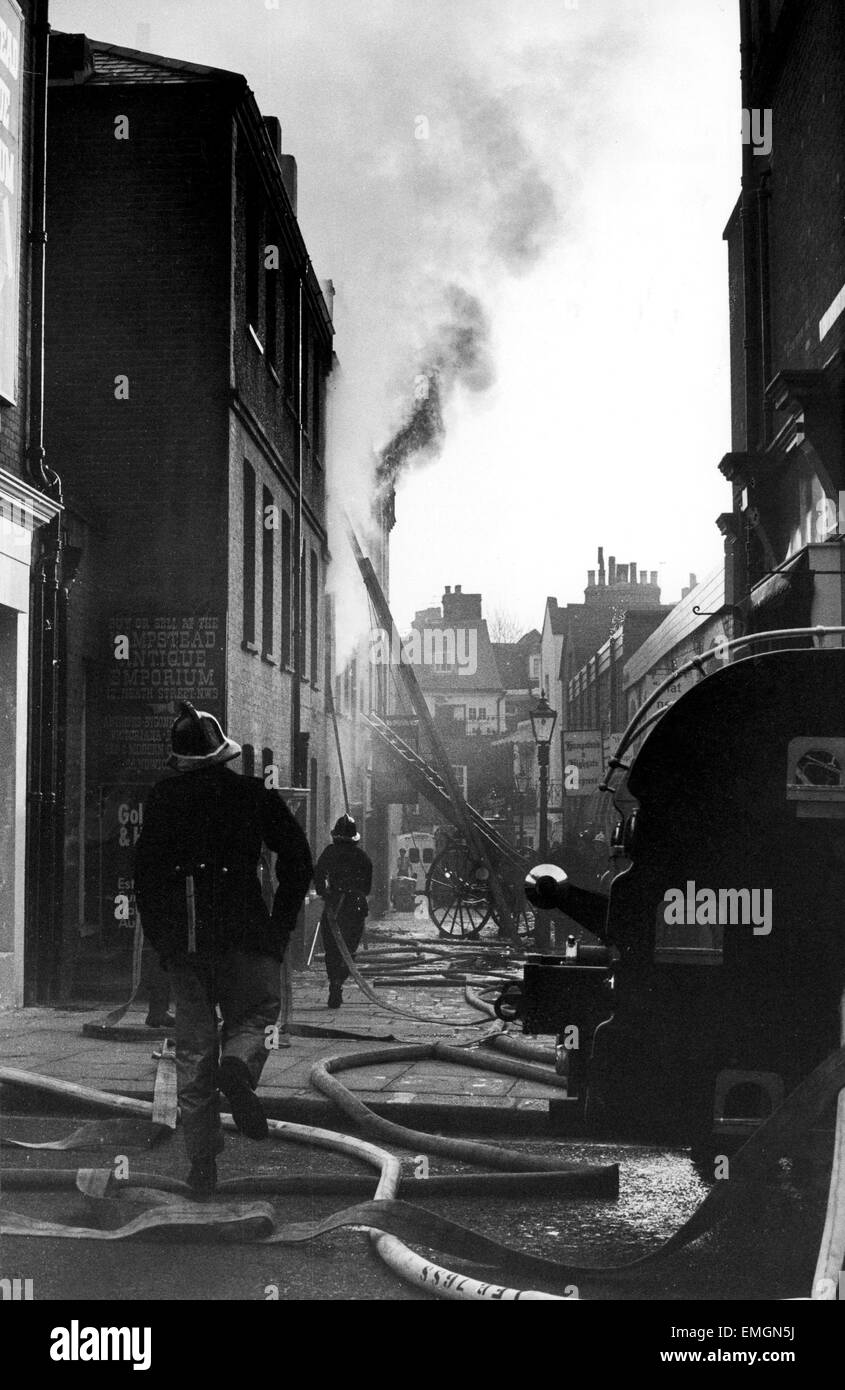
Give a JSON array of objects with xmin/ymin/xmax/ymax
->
[
  {"xmin": 538, "ymin": 549, "xmax": 666, "ymax": 843},
  {"xmin": 41, "ymin": 34, "xmax": 333, "ymax": 998},
  {"xmin": 0, "ymin": 0, "xmax": 62, "ymax": 1005},
  {"xmin": 718, "ymin": 0, "xmax": 845, "ymax": 636}
]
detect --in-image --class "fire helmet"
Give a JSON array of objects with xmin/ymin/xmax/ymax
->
[
  {"xmin": 167, "ymin": 702, "xmax": 242, "ymax": 771},
  {"xmin": 331, "ymin": 814, "xmax": 360, "ymax": 842}
]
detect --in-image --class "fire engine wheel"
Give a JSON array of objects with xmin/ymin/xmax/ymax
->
[{"xmin": 426, "ymin": 845, "xmax": 494, "ymax": 939}]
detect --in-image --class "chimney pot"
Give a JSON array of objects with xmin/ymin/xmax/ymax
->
[
  {"xmin": 587, "ymin": 570, "xmax": 596, "ymax": 587},
  {"xmin": 455, "ymin": 584, "xmax": 461, "ymax": 594},
  {"xmin": 650, "ymin": 571, "xmax": 658, "ymax": 586},
  {"xmin": 630, "ymin": 560, "xmax": 637, "ymax": 584},
  {"xmin": 689, "ymin": 573, "xmax": 697, "ymax": 589},
  {"xmin": 608, "ymin": 556, "xmax": 616, "ymax": 585},
  {"xmin": 639, "ymin": 570, "xmax": 647, "ymax": 584}
]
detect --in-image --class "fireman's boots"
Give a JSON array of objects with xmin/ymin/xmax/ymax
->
[
  {"xmin": 187, "ymin": 1157, "xmax": 218, "ymax": 1199},
  {"xmin": 217, "ymin": 1058, "xmax": 269, "ymax": 1141}
]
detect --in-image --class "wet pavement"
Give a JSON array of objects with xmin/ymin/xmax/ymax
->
[{"xmin": 0, "ymin": 909, "xmax": 834, "ymax": 1300}]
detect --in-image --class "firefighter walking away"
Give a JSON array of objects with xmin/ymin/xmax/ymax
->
[
  {"xmin": 134, "ymin": 703, "xmax": 313, "ymax": 1196},
  {"xmin": 314, "ymin": 814, "xmax": 373, "ymax": 1008}
]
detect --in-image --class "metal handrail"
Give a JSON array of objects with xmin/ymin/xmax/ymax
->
[{"xmin": 604, "ymin": 626, "xmax": 845, "ymax": 793}]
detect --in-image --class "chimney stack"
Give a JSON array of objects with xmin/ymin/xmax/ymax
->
[
  {"xmin": 650, "ymin": 571, "xmax": 657, "ymax": 586},
  {"xmin": 280, "ymin": 154, "xmax": 298, "ymax": 214},
  {"xmin": 630, "ymin": 560, "xmax": 637, "ymax": 585},
  {"xmin": 597, "ymin": 547, "xmax": 606, "ymax": 586},
  {"xmin": 608, "ymin": 556, "xmax": 617, "ymax": 585},
  {"xmin": 689, "ymin": 573, "xmax": 697, "ymax": 590},
  {"xmin": 617, "ymin": 563, "xmax": 628, "ymax": 584},
  {"xmin": 587, "ymin": 569, "xmax": 596, "ymax": 588},
  {"xmin": 263, "ymin": 116, "xmax": 282, "ymax": 158},
  {"xmin": 639, "ymin": 570, "xmax": 647, "ymax": 584}
]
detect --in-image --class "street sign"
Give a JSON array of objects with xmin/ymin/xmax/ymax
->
[{"xmin": 563, "ymin": 730, "xmax": 603, "ymax": 796}]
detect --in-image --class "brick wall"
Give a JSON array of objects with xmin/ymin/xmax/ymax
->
[
  {"xmin": 763, "ymin": 0, "xmax": 845, "ymax": 374},
  {"xmin": 45, "ymin": 85, "xmax": 232, "ymax": 612}
]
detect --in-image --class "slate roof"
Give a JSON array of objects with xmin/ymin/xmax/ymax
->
[{"xmin": 56, "ymin": 36, "xmax": 242, "ymax": 86}]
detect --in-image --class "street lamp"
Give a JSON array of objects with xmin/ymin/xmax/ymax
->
[
  {"xmin": 513, "ymin": 767, "xmax": 528, "ymax": 852},
  {"xmin": 529, "ymin": 695, "xmax": 558, "ymax": 860},
  {"xmin": 530, "ymin": 695, "xmax": 557, "ymax": 951}
]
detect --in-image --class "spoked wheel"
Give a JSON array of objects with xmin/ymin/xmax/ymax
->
[{"xmin": 426, "ymin": 844, "xmax": 493, "ymax": 939}]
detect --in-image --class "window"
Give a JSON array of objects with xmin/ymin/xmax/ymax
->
[
  {"xmin": 262, "ymin": 486, "xmax": 274, "ymax": 657},
  {"xmin": 310, "ymin": 549, "xmax": 319, "ymax": 684},
  {"xmin": 281, "ymin": 510, "xmax": 291, "ymax": 666},
  {"xmin": 265, "ymin": 224, "xmax": 279, "ymax": 369},
  {"xmin": 310, "ymin": 757, "xmax": 318, "ymax": 848},
  {"xmin": 311, "ymin": 349, "xmax": 323, "ymax": 458},
  {"xmin": 242, "ymin": 462, "xmax": 256, "ymax": 645},
  {"xmin": 283, "ymin": 268, "xmax": 298, "ymax": 399},
  {"xmin": 300, "ymin": 549, "xmax": 307, "ymax": 679},
  {"xmin": 301, "ymin": 328, "xmax": 311, "ymax": 433},
  {"xmin": 324, "ymin": 594, "xmax": 334, "ymax": 692},
  {"xmin": 245, "ymin": 183, "xmax": 261, "ymax": 332}
]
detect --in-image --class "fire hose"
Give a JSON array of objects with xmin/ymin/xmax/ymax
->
[
  {"xmin": 3, "ymin": 1038, "xmax": 845, "ymax": 1297},
  {"xmin": 319, "ymin": 897, "xmax": 510, "ymax": 1028}
]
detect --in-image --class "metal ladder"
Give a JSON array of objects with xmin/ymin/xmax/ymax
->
[{"xmin": 365, "ymin": 712, "xmax": 521, "ymax": 867}]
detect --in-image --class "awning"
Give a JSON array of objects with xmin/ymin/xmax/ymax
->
[{"xmin": 746, "ymin": 549, "xmax": 813, "ymax": 629}]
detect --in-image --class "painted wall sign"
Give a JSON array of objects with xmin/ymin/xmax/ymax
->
[{"xmin": 101, "ymin": 614, "xmax": 224, "ymax": 777}]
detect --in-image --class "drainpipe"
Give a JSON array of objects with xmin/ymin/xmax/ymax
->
[
  {"xmin": 290, "ymin": 272, "xmax": 303, "ymax": 788},
  {"xmin": 25, "ymin": 7, "xmax": 65, "ymax": 1002},
  {"xmin": 739, "ymin": 0, "xmax": 763, "ymax": 459},
  {"xmin": 757, "ymin": 168, "xmax": 773, "ymax": 445}
]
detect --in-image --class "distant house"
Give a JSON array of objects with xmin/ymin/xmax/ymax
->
[{"xmin": 493, "ymin": 629, "xmax": 541, "ymax": 732}]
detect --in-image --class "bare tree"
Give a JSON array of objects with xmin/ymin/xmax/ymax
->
[{"xmin": 488, "ymin": 607, "xmax": 523, "ymax": 643}]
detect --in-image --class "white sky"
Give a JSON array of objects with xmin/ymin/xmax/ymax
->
[{"xmin": 52, "ymin": 0, "xmax": 740, "ymax": 635}]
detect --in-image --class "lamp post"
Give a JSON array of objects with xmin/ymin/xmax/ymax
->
[
  {"xmin": 530, "ymin": 695, "xmax": 558, "ymax": 950},
  {"xmin": 513, "ymin": 768, "xmax": 528, "ymax": 853}
]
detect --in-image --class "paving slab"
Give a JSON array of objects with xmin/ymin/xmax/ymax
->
[{"xmin": 0, "ymin": 911, "xmax": 557, "ymax": 1130}]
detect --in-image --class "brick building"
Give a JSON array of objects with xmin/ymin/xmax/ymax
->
[
  {"xmin": 42, "ymin": 34, "xmax": 334, "ymax": 997},
  {"xmin": 538, "ymin": 548, "xmax": 666, "ymax": 840},
  {"xmin": 718, "ymin": 0, "xmax": 845, "ymax": 634},
  {"xmin": 0, "ymin": 0, "xmax": 62, "ymax": 1005}
]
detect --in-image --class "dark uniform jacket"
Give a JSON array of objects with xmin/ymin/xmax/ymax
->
[
  {"xmin": 314, "ymin": 841, "xmax": 373, "ymax": 922},
  {"xmin": 134, "ymin": 766, "xmax": 313, "ymax": 964}
]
